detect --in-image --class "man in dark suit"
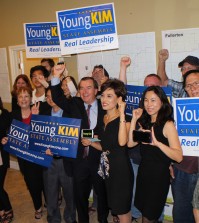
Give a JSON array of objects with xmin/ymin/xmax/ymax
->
[{"xmin": 50, "ymin": 65, "xmax": 109, "ymax": 223}]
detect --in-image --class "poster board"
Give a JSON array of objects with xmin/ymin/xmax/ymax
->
[{"xmin": 77, "ymin": 32, "xmax": 156, "ymax": 85}]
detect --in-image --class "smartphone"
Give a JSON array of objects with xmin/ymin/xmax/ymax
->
[
  {"xmin": 81, "ymin": 129, "xmax": 94, "ymax": 138},
  {"xmin": 133, "ymin": 130, "xmax": 152, "ymax": 143}
]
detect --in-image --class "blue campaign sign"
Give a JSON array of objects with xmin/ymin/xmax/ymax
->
[
  {"xmin": 4, "ymin": 119, "xmax": 53, "ymax": 167},
  {"xmin": 56, "ymin": 3, "xmax": 118, "ymax": 55},
  {"xmin": 24, "ymin": 22, "xmax": 61, "ymax": 58},
  {"xmin": 29, "ymin": 115, "xmax": 81, "ymax": 158},
  {"xmin": 125, "ymin": 85, "xmax": 144, "ymax": 115},
  {"xmin": 173, "ymin": 97, "xmax": 199, "ymax": 156},
  {"xmin": 125, "ymin": 85, "xmax": 172, "ymax": 116}
]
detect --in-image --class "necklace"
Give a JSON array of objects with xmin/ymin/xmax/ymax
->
[{"xmin": 103, "ymin": 110, "xmax": 119, "ymax": 127}]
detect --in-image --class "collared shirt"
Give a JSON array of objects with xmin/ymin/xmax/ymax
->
[
  {"xmin": 51, "ymin": 108, "xmax": 63, "ymax": 117},
  {"xmin": 51, "ymin": 77, "xmax": 60, "ymax": 86},
  {"xmin": 84, "ymin": 100, "xmax": 98, "ymax": 130},
  {"xmin": 168, "ymin": 79, "xmax": 188, "ymax": 98},
  {"xmin": 32, "ymin": 89, "xmax": 46, "ymax": 104},
  {"xmin": 51, "ymin": 76, "xmax": 98, "ymax": 129}
]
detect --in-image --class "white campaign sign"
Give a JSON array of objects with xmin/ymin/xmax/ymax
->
[{"xmin": 173, "ymin": 97, "xmax": 199, "ymax": 156}]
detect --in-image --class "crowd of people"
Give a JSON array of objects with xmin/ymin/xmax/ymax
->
[{"xmin": 0, "ymin": 50, "xmax": 199, "ymax": 223}]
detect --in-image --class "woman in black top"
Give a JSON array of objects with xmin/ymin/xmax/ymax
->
[
  {"xmin": 0, "ymin": 97, "xmax": 13, "ymax": 223},
  {"xmin": 128, "ymin": 86, "xmax": 183, "ymax": 223}
]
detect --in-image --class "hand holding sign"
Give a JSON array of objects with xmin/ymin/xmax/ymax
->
[
  {"xmin": 1, "ymin": 137, "xmax": 8, "ymax": 145},
  {"xmin": 45, "ymin": 148, "xmax": 53, "ymax": 156}
]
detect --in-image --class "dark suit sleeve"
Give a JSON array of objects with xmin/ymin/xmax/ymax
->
[
  {"xmin": 11, "ymin": 97, "xmax": 20, "ymax": 111},
  {"xmin": 0, "ymin": 109, "xmax": 12, "ymax": 168},
  {"xmin": 38, "ymin": 101, "xmax": 51, "ymax": 115},
  {"xmin": 51, "ymin": 83, "xmax": 71, "ymax": 114}
]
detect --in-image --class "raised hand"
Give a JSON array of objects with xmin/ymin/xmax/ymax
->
[
  {"xmin": 158, "ymin": 49, "xmax": 169, "ymax": 62},
  {"xmin": 31, "ymin": 101, "xmax": 40, "ymax": 115},
  {"xmin": 132, "ymin": 108, "xmax": 143, "ymax": 121},
  {"xmin": 120, "ymin": 56, "xmax": 131, "ymax": 68},
  {"xmin": 53, "ymin": 64, "xmax": 66, "ymax": 78},
  {"xmin": 92, "ymin": 68, "xmax": 104, "ymax": 86},
  {"xmin": 117, "ymin": 97, "xmax": 126, "ymax": 115}
]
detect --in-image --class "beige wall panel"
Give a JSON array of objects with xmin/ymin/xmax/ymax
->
[{"xmin": 1, "ymin": 0, "xmax": 199, "ymax": 110}]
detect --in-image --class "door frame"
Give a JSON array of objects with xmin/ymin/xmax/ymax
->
[{"xmin": 8, "ymin": 44, "xmax": 25, "ymax": 85}]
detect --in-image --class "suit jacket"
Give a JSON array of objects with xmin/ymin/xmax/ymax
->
[
  {"xmin": 51, "ymin": 83, "xmax": 105, "ymax": 164},
  {"xmin": 0, "ymin": 109, "xmax": 11, "ymax": 168},
  {"xmin": 11, "ymin": 97, "xmax": 20, "ymax": 111}
]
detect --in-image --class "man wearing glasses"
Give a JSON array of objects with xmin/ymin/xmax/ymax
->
[{"xmin": 157, "ymin": 49, "xmax": 199, "ymax": 98}]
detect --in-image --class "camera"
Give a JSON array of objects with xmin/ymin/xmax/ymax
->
[{"xmin": 133, "ymin": 130, "xmax": 152, "ymax": 143}]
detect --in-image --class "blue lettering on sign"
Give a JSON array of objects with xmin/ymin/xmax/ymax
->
[{"xmin": 181, "ymin": 138, "xmax": 199, "ymax": 146}]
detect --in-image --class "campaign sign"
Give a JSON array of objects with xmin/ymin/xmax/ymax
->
[
  {"xmin": 29, "ymin": 115, "xmax": 81, "ymax": 158},
  {"xmin": 24, "ymin": 22, "xmax": 61, "ymax": 58},
  {"xmin": 56, "ymin": 3, "xmax": 118, "ymax": 55},
  {"xmin": 173, "ymin": 97, "xmax": 199, "ymax": 156},
  {"xmin": 125, "ymin": 85, "xmax": 172, "ymax": 115},
  {"xmin": 4, "ymin": 119, "xmax": 52, "ymax": 167}
]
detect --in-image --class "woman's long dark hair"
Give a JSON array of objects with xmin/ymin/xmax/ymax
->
[{"xmin": 138, "ymin": 86, "xmax": 173, "ymax": 129}]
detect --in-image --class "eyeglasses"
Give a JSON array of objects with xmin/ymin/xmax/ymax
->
[
  {"xmin": 185, "ymin": 81, "xmax": 199, "ymax": 91},
  {"xmin": 181, "ymin": 66, "xmax": 197, "ymax": 72}
]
